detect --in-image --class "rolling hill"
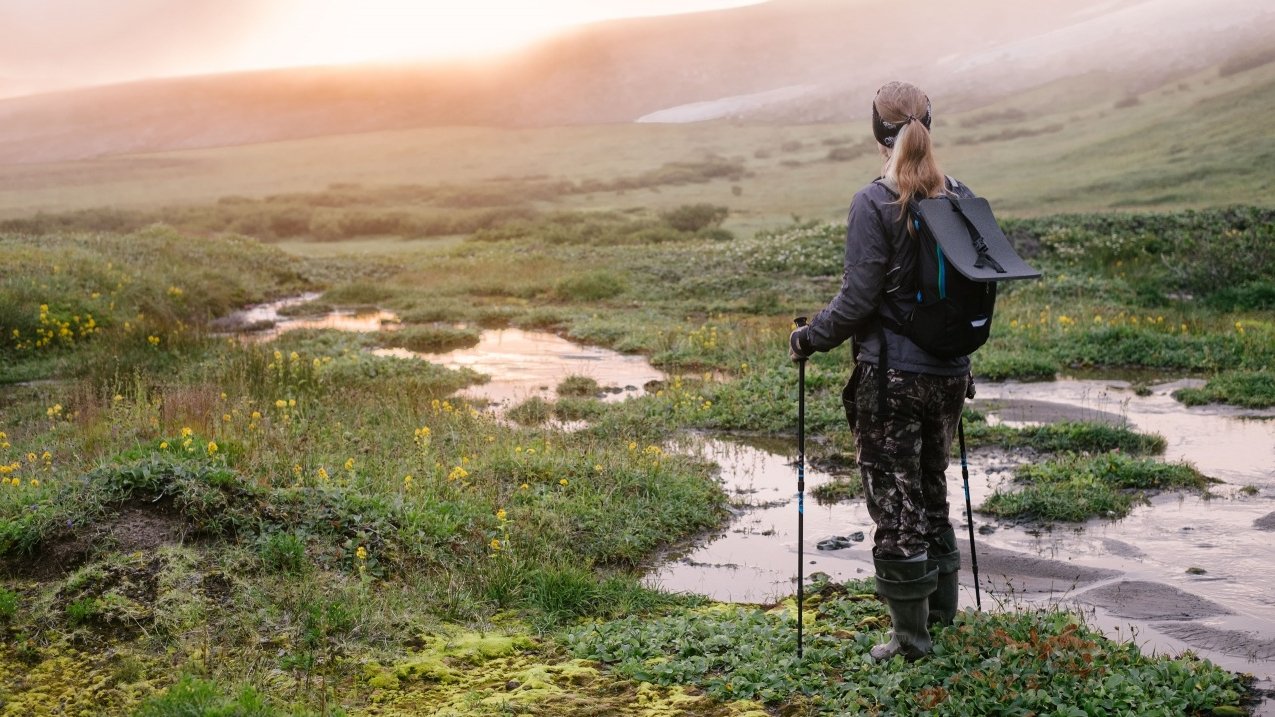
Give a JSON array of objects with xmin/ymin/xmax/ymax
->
[{"xmin": 1, "ymin": 0, "xmax": 1272, "ymax": 165}]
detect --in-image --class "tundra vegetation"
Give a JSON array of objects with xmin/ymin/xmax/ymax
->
[
  {"xmin": 1, "ymin": 183, "xmax": 1265, "ymax": 714},
  {"xmin": 4, "ymin": 66, "xmax": 1273, "ymax": 712}
]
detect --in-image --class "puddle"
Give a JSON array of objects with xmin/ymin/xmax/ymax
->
[
  {"xmin": 218, "ymin": 293, "xmax": 400, "ymax": 340},
  {"xmin": 219, "ymin": 296, "xmax": 664, "ymax": 407},
  {"xmin": 379, "ymin": 329, "xmax": 665, "ymax": 408}
]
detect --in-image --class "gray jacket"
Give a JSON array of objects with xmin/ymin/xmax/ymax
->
[{"xmin": 804, "ymin": 177, "xmax": 972, "ymax": 376}]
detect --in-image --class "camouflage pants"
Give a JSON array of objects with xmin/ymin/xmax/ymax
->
[{"xmin": 852, "ymin": 364, "xmax": 969, "ymax": 559}]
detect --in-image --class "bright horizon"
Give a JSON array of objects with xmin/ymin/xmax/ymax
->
[{"xmin": 1, "ymin": 0, "xmax": 767, "ymax": 98}]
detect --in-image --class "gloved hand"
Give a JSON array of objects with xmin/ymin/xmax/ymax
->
[{"xmin": 789, "ymin": 325, "xmax": 813, "ymax": 363}]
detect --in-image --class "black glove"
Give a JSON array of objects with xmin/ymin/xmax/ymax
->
[{"xmin": 789, "ymin": 325, "xmax": 813, "ymax": 363}]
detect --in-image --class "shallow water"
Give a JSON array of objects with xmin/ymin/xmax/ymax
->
[
  {"xmin": 223, "ymin": 297, "xmax": 664, "ymax": 407},
  {"xmin": 383, "ymin": 329, "xmax": 665, "ymax": 408},
  {"xmin": 225, "ymin": 293, "xmax": 401, "ymax": 340}
]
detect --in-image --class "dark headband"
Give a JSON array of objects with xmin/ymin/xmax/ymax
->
[{"xmin": 872, "ymin": 94, "xmax": 932, "ymax": 148}]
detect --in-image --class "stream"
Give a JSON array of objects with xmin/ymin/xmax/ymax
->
[{"xmin": 228, "ymin": 297, "xmax": 1275, "ymax": 712}]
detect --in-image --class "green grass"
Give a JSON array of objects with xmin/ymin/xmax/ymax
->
[
  {"xmin": 962, "ymin": 418, "xmax": 1167, "ymax": 455},
  {"xmin": 1173, "ymin": 369, "xmax": 1275, "ymax": 408},
  {"xmin": 564, "ymin": 579, "xmax": 1245, "ymax": 716},
  {"xmin": 981, "ymin": 453, "xmax": 1214, "ymax": 522}
]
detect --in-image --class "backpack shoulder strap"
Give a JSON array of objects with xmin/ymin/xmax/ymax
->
[{"xmin": 875, "ymin": 176, "xmax": 900, "ymax": 196}]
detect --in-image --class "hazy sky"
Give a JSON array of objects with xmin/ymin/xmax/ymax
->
[{"xmin": 1, "ymin": 0, "xmax": 765, "ymax": 96}]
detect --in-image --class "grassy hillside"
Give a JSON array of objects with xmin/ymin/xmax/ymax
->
[
  {"xmin": 0, "ymin": 0, "xmax": 1158, "ymax": 165},
  {"xmin": 2, "ymin": 58, "xmax": 1273, "ymax": 228}
]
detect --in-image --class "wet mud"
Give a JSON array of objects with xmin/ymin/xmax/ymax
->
[{"xmin": 1256, "ymin": 512, "xmax": 1275, "ymax": 531}]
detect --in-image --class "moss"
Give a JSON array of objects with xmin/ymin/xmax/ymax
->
[
  {"xmin": 350, "ymin": 631, "xmax": 752, "ymax": 717},
  {"xmin": 0, "ymin": 644, "xmax": 160, "ymax": 716},
  {"xmin": 391, "ymin": 654, "xmax": 458, "ymax": 684}
]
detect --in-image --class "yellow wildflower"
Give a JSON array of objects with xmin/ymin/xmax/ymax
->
[
  {"xmin": 489, "ymin": 538, "xmax": 501, "ymax": 551},
  {"xmin": 222, "ymin": 413, "xmax": 232, "ymax": 423},
  {"xmin": 207, "ymin": 441, "xmax": 218, "ymax": 455},
  {"xmin": 403, "ymin": 475, "xmax": 413, "ymax": 489},
  {"xmin": 275, "ymin": 400, "xmax": 286, "ymax": 409},
  {"xmin": 344, "ymin": 458, "xmax": 355, "ymax": 471},
  {"xmin": 520, "ymin": 483, "xmax": 530, "ymax": 491},
  {"xmin": 559, "ymin": 479, "xmax": 569, "ymax": 487},
  {"xmin": 160, "ymin": 441, "xmax": 169, "ymax": 449},
  {"xmin": 251, "ymin": 411, "xmax": 262, "ymax": 420},
  {"xmin": 29, "ymin": 479, "xmax": 39, "ymax": 487},
  {"xmin": 317, "ymin": 467, "xmax": 329, "ymax": 481},
  {"xmin": 181, "ymin": 426, "xmax": 193, "ymax": 438},
  {"xmin": 496, "ymin": 508, "xmax": 507, "ymax": 521},
  {"xmin": 356, "ymin": 546, "xmax": 368, "ymax": 561}
]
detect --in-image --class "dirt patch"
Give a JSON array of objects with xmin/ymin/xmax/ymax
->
[
  {"xmin": 106, "ymin": 504, "xmax": 189, "ymax": 552},
  {"xmin": 1076, "ymin": 580, "xmax": 1231, "ymax": 621},
  {"xmin": 2, "ymin": 500, "xmax": 190, "ymax": 581},
  {"xmin": 1099, "ymin": 538, "xmax": 1147, "ymax": 559},
  {"xmin": 1153, "ymin": 622, "xmax": 1275, "ymax": 661},
  {"xmin": 1255, "ymin": 511, "xmax": 1275, "ymax": 531},
  {"xmin": 965, "ymin": 545, "xmax": 1121, "ymax": 595}
]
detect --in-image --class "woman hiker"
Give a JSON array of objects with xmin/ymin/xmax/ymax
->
[{"xmin": 788, "ymin": 80, "xmax": 973, "ymax": 661}]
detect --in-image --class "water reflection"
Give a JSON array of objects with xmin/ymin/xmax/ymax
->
[{"xmin": 379, "ymin": 329, "xmax": 665, "ymax": 407}]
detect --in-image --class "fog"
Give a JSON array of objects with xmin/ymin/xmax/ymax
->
[{"xmin": 0, "ymin": 0, "xmax": 1272, "ymax": 163}]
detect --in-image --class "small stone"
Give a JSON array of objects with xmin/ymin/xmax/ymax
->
[
  {"xmin": 1186, "ymin": 567, "xmax": 1207, "ymax": 575},
  {"xmin": 506, "ymin": 680, "xmax": 520, "ymax": 691},
  {"xmin": 848, "ymin": 531, "xmax": 865, "ymax": 542}
]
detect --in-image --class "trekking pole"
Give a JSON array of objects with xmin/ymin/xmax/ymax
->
[
  {"xmin": 958, "ymin": 417, "xmax": 982, "ymax": 610},
  {"xmin": 793, "ymin": 316, "xmax": 808, "ymax": 658}
]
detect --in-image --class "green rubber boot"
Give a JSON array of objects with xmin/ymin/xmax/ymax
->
[
  {"xmin": 927, "ymin": 528, "xmax": 961, "ymax": 627},
  {"xmin": 870, "ymin": 554, "xmax": 938, "ymax": 662}
]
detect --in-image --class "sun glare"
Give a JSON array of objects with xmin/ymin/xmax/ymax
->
[{"xmin": 247, "ymin": 0, "xmax": 766, "ymax": 69}]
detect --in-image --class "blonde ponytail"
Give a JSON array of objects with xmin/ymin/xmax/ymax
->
[{"xmin": 873, "ymin": 82, "xmax": 946, "ymax": 213}]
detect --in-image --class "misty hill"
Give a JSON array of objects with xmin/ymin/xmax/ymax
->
[{"xmin": 1, "ymin": 0, "xmax": 1272, "ymax": 165}]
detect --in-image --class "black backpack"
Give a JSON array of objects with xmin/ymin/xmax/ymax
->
[{"xmin": 878, "ymin": 177, "xmax": 1040, "ymax": 359}]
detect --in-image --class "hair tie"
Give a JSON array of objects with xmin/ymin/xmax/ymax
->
[{"xmin": 872, "ymin": 97, "xmax": 932, "ymax": 148}]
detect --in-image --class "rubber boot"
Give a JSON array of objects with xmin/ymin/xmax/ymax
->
[
  {"xmin": 927, "ymin": 528, "xmax": 961, "ymax": 627},
  {"xmin": 870, "ymin": 554, "xmax": 938, "ymax": 661}
]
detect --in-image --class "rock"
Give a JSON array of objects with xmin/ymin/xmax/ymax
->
[{"xmin": 816, "ymin": 536, "xmax": 852, "ymax": 550}]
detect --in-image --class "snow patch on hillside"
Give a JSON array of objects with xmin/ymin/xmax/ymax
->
[{"xmin": 636, "ymin": 84, "xmax": 816, "ymax": 123}]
